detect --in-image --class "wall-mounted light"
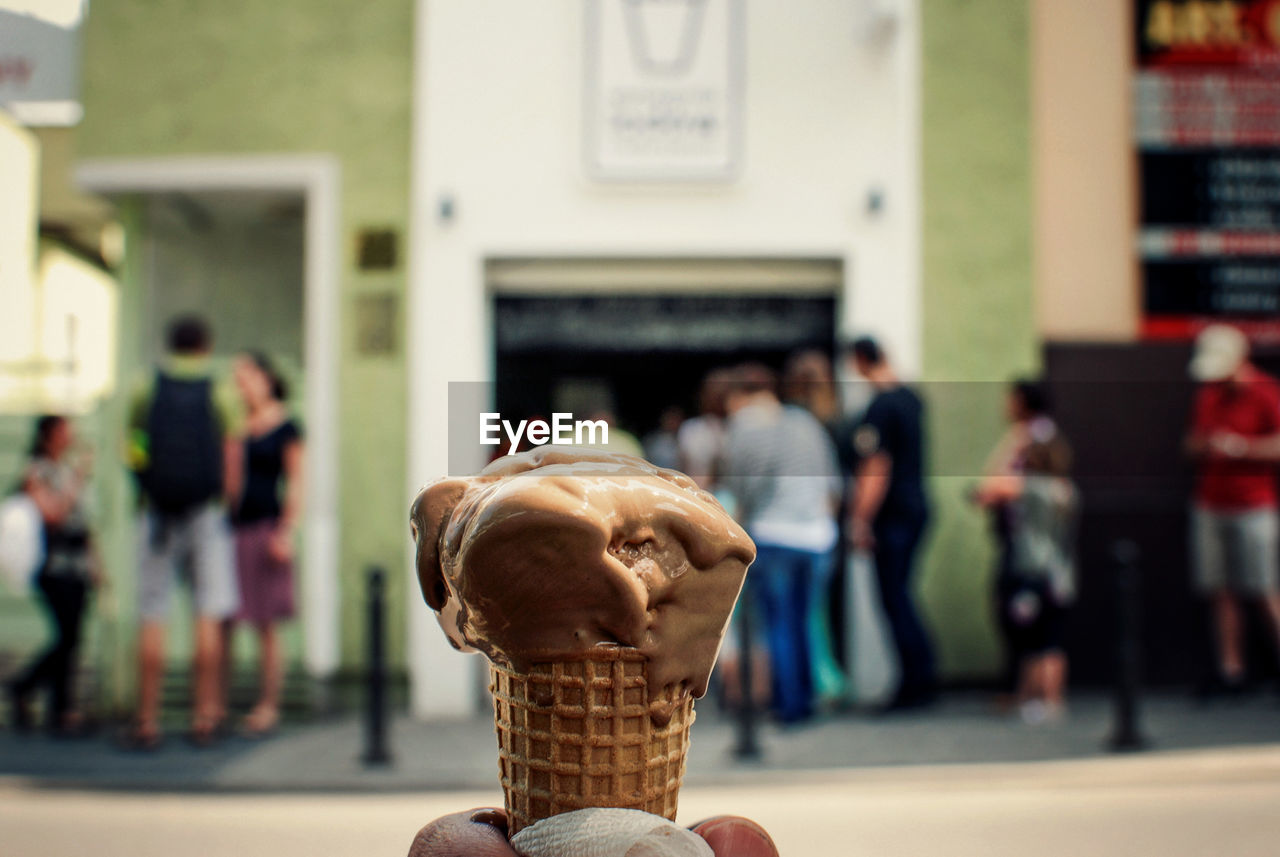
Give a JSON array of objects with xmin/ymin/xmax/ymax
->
[
  {"xmin": 438, "ymin": 193, "xmax": 456, "ymax": 224},
  {"xmin": 866, "ymin": 185, "xmax": 886, "ymax": 217}
]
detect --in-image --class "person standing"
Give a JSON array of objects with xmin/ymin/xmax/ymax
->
[
  {"xmin": 1185, "ymin": 324, "xmax": 1280, "ymax": 694},
  {"xmin": 975, "ymin": 421, "xmax": 1079, "ymax": 724},
  {"xmin": 126, "ymin": 316, "xmax": 241, "ymax": 748},
  {"xmin": 1007, "ymin": 434, "xmax": 1078, "ymax": 723},
  {"xmin": 678, "ymin": 368, "xmax": 732, "ymax": 491},
  {"xmin": 781, "ymin": 349, "xmax": 849, "ymax": 708},
  {"xmin": 227, "ymin": 352, "xmax": 304, "ymax": 737},
  {"xmin": 973, "ymin": 379, "xmax": 1056, "ymax": 706},
  {"xmin": 642, "ymin": 406, "xmax": 684, "ymax": 471},
  {"xmin": 845, "ymin": 336, "xmax": 936, "ymax": 711},
  {"xmin": 7, "ymin": 416, "xmax": 100, "ymax": 734},
  {"xmin": 721, "ymin": 364, "xmax": 842, "ymax": 723}
]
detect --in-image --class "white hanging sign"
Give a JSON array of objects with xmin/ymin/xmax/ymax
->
[{"xmin": 583, "ymin": 0, "xmax": 744, "ymax": 181}]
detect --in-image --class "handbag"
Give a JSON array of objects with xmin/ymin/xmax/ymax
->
[{"xmin": 0, "ymin": 493, "xmax": 44, "ymax": 591}]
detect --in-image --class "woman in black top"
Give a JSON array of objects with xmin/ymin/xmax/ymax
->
[
  {"xmin": 228, "ymin": 353, "xmax": 304, "ymax": 737},
  {"xmin": 7, "ymin": 415, "xmax": 99, "ymax": 734}
]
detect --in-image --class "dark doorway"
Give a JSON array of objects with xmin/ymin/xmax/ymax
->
[{"xmin": 493, "ymin": 293, "xmax": 838, "ymax": 437}]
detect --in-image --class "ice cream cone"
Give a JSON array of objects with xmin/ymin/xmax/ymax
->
[{"xmin": 489, "ymin": 647, "xmax": 694, "ymax": 836}]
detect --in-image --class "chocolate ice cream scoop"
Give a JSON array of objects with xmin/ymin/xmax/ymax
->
[{"xmin": 411, "ymin": 448, "xmax": 755, "ymax": 714}]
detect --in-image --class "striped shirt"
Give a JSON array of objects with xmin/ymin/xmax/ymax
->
[{"xmin": 722, "ymin": 401, "xmax": 841, "ymax": 552}]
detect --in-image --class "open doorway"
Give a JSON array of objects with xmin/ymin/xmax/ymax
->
[
  {"xmin": 494, "ymin": 293, "xmax": 838, "ymax": 437},
  {"xmin": 75, "ymin": 155, "xmax": 342, "ymax": 701},
  {"xmin": 489, "ymin": 258, "xmax": 842, "ymax": 441},
  {"xmin": 136, "ymin": 189, "xmax": 306, "ymax": 682}
]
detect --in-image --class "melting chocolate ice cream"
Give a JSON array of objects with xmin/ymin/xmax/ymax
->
[{"xmin": 411, "ymin": 448, "xmax": 755, "ymax": 718}]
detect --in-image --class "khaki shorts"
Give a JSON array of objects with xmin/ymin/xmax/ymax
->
[
  {"xmin": 1191, "ymin": 505, "xmax": 1280, "ymax": 596},
  {"xmin": 137, "ymin": 504, "xmax": 238, "ymax": 620}
]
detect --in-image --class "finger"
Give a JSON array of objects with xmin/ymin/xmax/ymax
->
[
  {"xmin": 408, "ymin": 808, "xmax": 514, "ymax": 857},
  {"xmin": 690, "ymin": 816, "xmax": 779, "ymax": 857}
]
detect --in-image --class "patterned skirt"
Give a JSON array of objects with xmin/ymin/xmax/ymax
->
[{"xmin": 233, "ymin": 519, "xmax": 296, "ymax": 624}]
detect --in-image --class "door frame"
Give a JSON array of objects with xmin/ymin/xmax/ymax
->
[{"xmin": 76, "ymin": 154, "xmax": 342, "ymax": 679}]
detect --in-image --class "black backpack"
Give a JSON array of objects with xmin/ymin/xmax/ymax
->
[{"xmin": 139, "ymin": 372, "xmax": 223, "ymax": 514}]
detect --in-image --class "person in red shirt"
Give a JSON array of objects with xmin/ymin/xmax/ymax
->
[{"xmin": 1185, "ymin": 325, "xmax": 1280, "ymax": 692}]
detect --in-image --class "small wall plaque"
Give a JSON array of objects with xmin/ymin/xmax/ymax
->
[
  {"xmin": 354, "ymin": 292, "xmax": 398, "ymax": 357},
  {"xmin": 356, "ymin": 228, "xmax": 398, "ymax": 271}
]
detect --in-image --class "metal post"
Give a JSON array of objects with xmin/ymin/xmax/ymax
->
[
  {"xmin": 362, "ymin": 566, "xmax": 392, "ymax": 766},
  {"xmin": 732, "ymin": 601, "xmax": 761, "ymax": 760},
  {"xmin": 1108, "ymin": 540, "xmax": 1148, "ymax": 752}
]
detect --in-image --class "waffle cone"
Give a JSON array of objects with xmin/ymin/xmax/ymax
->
[{"xmin": 488, "ymin": 647, "xmax": 694, "ymax": 836}]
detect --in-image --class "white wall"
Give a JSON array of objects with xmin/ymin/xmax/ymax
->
[{"xmin": 407, "ymin": 0, "xmax": 921, "ymax": 718}]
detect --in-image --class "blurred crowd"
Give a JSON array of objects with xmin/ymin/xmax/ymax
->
[
  {"xmin": 632, "ymin": 339, "xmax": 1079, "ymax": 725},
  {"xmin": 6, "ymin": 321, "xmax": 1280, "ymax": 740},
  {"xmin": 3, "ymin": 315, "xmax": 304, "ymax": 746},
  {"xmin": 676, "ymin": 324, "xmax": 1280, "ymax": 727}
]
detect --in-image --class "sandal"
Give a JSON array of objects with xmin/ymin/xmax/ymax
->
[
  {"xmin": 187, "ymin": 714, "xmax": 224, "ymax": 748},
  {"xmin": 241, "ymin": 705, "xmax": 280, "ymax": 738}
]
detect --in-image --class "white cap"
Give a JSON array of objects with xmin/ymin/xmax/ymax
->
[{"xmin": 1189, "ymin": 324, "xmax": 1248, "ymax": 382}]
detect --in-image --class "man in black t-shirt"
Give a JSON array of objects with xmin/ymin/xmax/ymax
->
[{"xmin": 845, "ymin": 337, "xmax": 937, "ymax": 710}]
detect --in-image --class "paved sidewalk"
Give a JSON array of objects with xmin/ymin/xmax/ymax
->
[
  {"xmin": 6, "ymin": 745, "xmax": 1280, "ymax": 857},
  {"xmin": 2, "ymin": 692, "xmax": 1279, "ymax": 792}
]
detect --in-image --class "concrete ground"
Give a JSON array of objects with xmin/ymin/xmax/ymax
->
[
  {"xmin": 2, "ymin": 691, "xmax": 1279, "ymax": 792},
  {"xmin": 4, "ymin": 745, "xmax": 1280, "ymax": 856}
]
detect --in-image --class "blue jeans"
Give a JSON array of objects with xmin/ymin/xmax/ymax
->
[
  {"xmin": 805, "ymin": 548, "xmax": 848, "ymax": 704},
  {"xmin": 750, "ymin": 542, "xmax": 822, "ymax": 723}
]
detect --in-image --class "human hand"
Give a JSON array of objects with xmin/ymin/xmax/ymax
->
[
  {"xmin": 849, "ymin": 517, "xmax": 875, "ymax": 551},
  {"xmin": 1208, "ymin": 432, "xmax": 1249, "ymax": 459},
  {"xmin": 268, "ymin": 528, "xmax": 294, "ymax": 563},
  {"xmin": 407, "ymin": 808, "xmax": 779, "ymax": 857}
]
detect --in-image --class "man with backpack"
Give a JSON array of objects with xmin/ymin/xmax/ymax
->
[{"xmin": 126, "ymin": 316, "xmax": 241, "ymax": 748}]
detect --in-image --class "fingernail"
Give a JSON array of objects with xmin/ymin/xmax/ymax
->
[{"xmin": 469, "ymin": 808, "xmax": 509, "ymax": 835}]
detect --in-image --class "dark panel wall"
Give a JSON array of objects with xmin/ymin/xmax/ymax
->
[{"xmin": 1045, "ymin": 342, "xmax": 1280, "ymax": 686}]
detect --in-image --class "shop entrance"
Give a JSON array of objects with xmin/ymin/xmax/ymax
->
[
  {"xmin": 488, "ymin": 257, "xmax": 861, "ymax": 698},
  {"xmin": 489, "ymin": 258, "xmax": 841, "ymax": 439},
  {"xmin": 135, "ymin": 190, "xmax": 306, "ymax": 679}
]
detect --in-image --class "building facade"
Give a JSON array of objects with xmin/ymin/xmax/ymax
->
[{"xmin": 3, "ymin": 0, "xmax": 1047, "ymax": 716}]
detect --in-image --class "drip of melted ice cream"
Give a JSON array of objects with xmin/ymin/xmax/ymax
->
[{"xmin": 411, "ymin": 448, "xmax": 755, "ymax": 724}]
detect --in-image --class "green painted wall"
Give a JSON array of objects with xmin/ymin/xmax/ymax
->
[
  {"xmin": 76, "ymin": 0, "xmax": 414, "ymax": 672},
  {"xmin": 919, "ymin": 0, "xmax": 1038, "ymax": 679},
  {"xmin": 72, "ymin": 0, "xmax": 1036, "ymax": 688}
]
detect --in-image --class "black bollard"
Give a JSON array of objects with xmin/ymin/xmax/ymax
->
[
  {"xmin": 362, "ymin": 566, "xmax": 392, "ymax": 766},
  {"xmin": 732, "ymin": 601, "xmax": 761, "ymax": 760},
  {"xmin": 1108, "ymin": 540, "xmax": 1149, "ymax": 752}
]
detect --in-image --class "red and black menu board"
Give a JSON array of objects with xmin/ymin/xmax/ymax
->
[{"xmin": 1135, "ymin": 0, "xmax": 1280, "ymax": 339}]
